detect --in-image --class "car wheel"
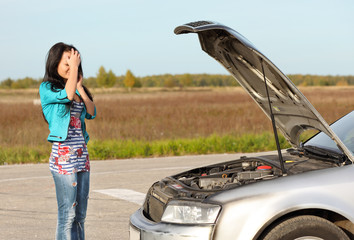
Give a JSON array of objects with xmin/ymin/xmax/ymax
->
[{"xmin": 260, "ymin": 215, "xmax": 349, "ymax": 240}]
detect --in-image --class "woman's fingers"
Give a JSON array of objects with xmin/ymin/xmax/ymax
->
[{"xmin": 68, "ymin": 48, "xmax": 81, "ymax": 68}]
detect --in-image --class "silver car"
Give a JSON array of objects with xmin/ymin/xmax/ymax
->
[{"xmin": 129, "ymin": 21, "xmax": 354, "ymax": 240}]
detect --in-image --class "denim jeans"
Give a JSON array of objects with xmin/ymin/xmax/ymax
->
[{"xmin": 51, "ymin": 171, "xmax": 90, "ymax": 240}]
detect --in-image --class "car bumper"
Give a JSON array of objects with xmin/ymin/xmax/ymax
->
[{"xmin": 129, "ymin": 208, "xmax": 214, "ymax": 240}]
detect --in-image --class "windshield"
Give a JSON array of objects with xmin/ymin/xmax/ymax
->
[{"xmin": 304, "ymin": 111, "xmax": 354, "ymax": 154}]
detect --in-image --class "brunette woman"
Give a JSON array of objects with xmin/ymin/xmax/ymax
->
[{"xmin": 39, "ymin": 42, "xmax": 96, "ymax": 240}]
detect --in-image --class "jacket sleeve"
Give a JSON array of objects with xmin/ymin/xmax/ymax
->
[{"xmin": 39, "ymin": 82, "xmax": 71, "ymax": 105}]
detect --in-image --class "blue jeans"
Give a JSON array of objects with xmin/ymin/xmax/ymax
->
[{"xmin": 51, "ymin": 171, "xmax": 90, "ymax": 240}]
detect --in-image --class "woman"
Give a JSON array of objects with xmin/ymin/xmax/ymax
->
[{"xmin": 39, "ymin": 42, "xmax": 96, "ymax": 240}]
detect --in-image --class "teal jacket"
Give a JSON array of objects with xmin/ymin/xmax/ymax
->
[{"xmin": 39, "ymin": 82, "xmax": 96, "ymax": 143}]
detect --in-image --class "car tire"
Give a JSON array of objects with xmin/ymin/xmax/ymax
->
[{"xmin": 260, "ymin": 215, "xmax": 349, "ymax": 240}]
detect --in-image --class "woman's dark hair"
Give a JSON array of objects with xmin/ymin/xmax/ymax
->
[
  {"xmin": 40, "ymin": 42, "xmax": 93, "ymax": 123},
  {"xmin": 43, "ymin": 42, "xmax": 93, "ymax": 101}
]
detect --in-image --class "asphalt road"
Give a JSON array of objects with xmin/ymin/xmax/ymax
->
[{"xmin": 0, "ymin": 152, "xmax": 269, "ymax": 240}]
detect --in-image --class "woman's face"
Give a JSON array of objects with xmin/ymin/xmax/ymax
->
[{"xmin": 57, "ymin": 51, "xmax": 71, "ymax": 80}]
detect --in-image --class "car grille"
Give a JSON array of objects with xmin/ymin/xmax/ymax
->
[{"xmin": 143, "ymin": 183, "xmax": 173, "ymax": 222}]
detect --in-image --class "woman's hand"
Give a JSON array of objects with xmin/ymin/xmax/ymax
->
[
  {"xmin": 77, "ymin": 76, "xmax": 95, "ymax": 116},
  {"xmin": 67, "ymin": 48, "xmax": 81, "ymax": 70},
  {"xmin": 65, "ymin": 48, "xmax": 81, "ymax": 101}
]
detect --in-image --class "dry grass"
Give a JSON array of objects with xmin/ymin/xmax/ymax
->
[
  {"xmin": 90, "ymin": 88, "xmax": 266, "ymax": 141},
  {"xmin": 298, "ymin": 86, "xmax": 354, "ymax": 121},
  {"xmin": 1, "ymin": 87, "xmax": 354, "ymax": 148}
]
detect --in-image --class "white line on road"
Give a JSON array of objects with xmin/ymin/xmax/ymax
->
[{"xmin": 94, "ymin": 188, "xmax": 146, "ymax": 205}]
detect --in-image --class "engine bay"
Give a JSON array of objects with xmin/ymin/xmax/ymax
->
[
  {"xmin": 171, "ymin": 153, "xmax": 338, "ymax": 191},
  {"xmin": 174, "ymin": 157, "xmax": 282, "ymax": 190}
]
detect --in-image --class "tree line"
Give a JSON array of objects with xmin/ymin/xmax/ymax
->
[{"xmin": 1, "ymin": 66, "xmax": 354, "ymax": 89}]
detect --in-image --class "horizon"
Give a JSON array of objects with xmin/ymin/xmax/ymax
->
[{"xmin": 2, "ymin": 72, "xmax": 354, "ymax": 82}]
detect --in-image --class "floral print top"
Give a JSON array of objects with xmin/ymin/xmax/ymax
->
[{"xmin": 49, "ymin": 101, "xmax": 90, "ymax": 175}]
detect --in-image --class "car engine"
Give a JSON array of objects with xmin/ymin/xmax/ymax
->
[{"xmin": 175, "ymin": 157, "xmax": 282, "ymax": 190}]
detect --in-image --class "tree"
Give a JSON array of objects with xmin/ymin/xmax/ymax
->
[
  {"xmin": 0, "ymin": 78, "xmax": 14, "ymax": 89},
  {"xmin": 124, "ymin": 70, "xmax": 136, "ymax": 91},
  {"xmin": 84, "ymin": 76, "xmax": 98, "ymax": 88},
  {"xmin": 96, "ymin": 66, "xmax": 107, "ymax": 87},
  {"xmin": 164, "ymin": 75, "xmax": 176, "ymax": 88},
  {"xmin": 336, "ymin": 80, "xmax": 348, "ymax": 86},
  {"xmin": 96, "ymin": 66, "xmax": 116, "ymax": 88},
  {"xmin": 107, "ymin": 70, "xmax": 116, "ymax": 87},
  {"xmin": 133, "ymin": 78, "xmax": 142, "ymax": 88},
  {"xmin": 181, "ymin": 73, "xmax": 193, "ymax": 87}
]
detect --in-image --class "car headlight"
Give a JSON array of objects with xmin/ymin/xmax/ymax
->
[{"xmin": 161, "ymin": 201, "xmax": 221, "ymax": 224}]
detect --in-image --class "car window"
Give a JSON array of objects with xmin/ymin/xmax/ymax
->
[{"xmin": 305, "ymin": 111, "xmax": 354, "ymax": 154}]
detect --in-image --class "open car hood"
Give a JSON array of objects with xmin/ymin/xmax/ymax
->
[{"xmin": 175, "ymin": 21, "xmax": 354, "ymax": 162}]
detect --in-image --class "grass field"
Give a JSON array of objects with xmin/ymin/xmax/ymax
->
[{"xmin": 1, "ymin": 86, "xmax": 354, "ymax": 164}]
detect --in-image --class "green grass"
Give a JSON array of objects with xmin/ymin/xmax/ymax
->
[
  {"xmin": 0, "ymin": 145, "xmax": 50, "ymax": 165},
  {"xmin": 0, "ymin": 132, "xmax": 291, "ymax": 165}
]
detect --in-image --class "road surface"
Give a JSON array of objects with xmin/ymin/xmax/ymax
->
[{"xmin": 0, "ymin": 152, "xmax": 271, "ymax": 240}]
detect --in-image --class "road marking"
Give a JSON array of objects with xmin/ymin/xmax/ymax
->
[{"xmin": 94, "ymin": 188, "xmax": 146, "ymax": 205}]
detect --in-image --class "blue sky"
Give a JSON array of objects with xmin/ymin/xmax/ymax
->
[{"xmin": 0, "ymin": 0, "xmax": 353, "ymax": 81}]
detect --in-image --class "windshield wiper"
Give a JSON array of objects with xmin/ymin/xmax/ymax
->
[{"xmin": 301, "ymin": 145, "xmax": 347, "ymax": 164}]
